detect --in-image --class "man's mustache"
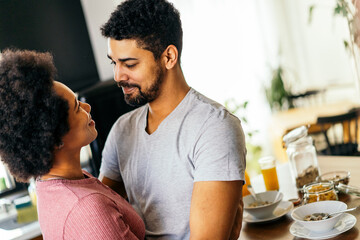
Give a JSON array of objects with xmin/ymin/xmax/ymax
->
[{"xmin": 117, "ymin": 81, "xmax": 141, "ymax": 90}]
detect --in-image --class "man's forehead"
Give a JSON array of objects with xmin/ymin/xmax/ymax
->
[
  {"xmin": 107, "ymin": 38, "xmax": 151, "ymax": 57},
  {"xmin": 108, "ymin": 38, "xmax": 139, "ymax": 51}
]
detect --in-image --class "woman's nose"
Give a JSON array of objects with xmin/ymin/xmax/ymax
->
[{"xmin": 83, "ymin": 102, "xmax": 91, "ymax": 113}]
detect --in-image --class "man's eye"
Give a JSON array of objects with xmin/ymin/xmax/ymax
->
[
  {"xmin": 126, "ymin": 64, "xmax": 136, "ymax": 68},
  {"xmin": 110, "ymin": 61, "xmax": 116, "ymax": 65}
]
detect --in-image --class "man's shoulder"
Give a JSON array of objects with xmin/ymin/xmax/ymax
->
[{"xmin": 188, "ymin": 89, "xmax": 239, "ymax": 123}]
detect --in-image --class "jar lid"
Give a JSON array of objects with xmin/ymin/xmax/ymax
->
[
  {"xmin": 303, "ymin": 181, "xmax": 335, "ymax": 193},
  {"xmin": 337, "ymin": 183, "xmax": 360, "ymax": 196},
  {"xmin": 283, "ymin": 126, "xmax": 308, "ymax": 147}
]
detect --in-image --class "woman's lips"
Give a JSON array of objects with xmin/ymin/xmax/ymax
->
[{"xmin": 88, "ymin": 114, "xmax": 95, "ymax": 126}]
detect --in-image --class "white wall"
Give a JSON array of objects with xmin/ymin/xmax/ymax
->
[
  {"xmin": 273, "ymin": 0, "xmax": 358, "ymax": 101},
  {"xmin": 170, "ymin": 0, "xmax": 274, "ymax": 155},
  {"xmin": 80, "ymin": 0, "xmax": 119, "ymax": 81}
]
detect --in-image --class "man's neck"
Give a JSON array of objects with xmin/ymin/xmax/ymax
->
[{"xmin": 146, "ymin": 68, "xmax": 189, "ymax": 134}]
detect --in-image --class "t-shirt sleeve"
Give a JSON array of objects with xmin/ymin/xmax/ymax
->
[
  {"xmin": 193, "ymin": 112, "xmax": 246, "ymax": 182},
  {"xmin": 63, "ymin": 194, "xmax": 141, "ymax": 240},
  {"xmin": 99, "ymin": 124, "xmax": 123, "ymax": 182}
]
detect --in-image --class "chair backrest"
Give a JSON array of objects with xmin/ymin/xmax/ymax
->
[
  {"xmin": 288, "ymin": 89, "xmax": 325, "ymax": 108},
  {"xmin": 77, "ymin": 80, "xmax": 137, "ymax": 176},
  {"xmin": 316, "ymin": 108, "xmax": 360, "ymax": 156}
]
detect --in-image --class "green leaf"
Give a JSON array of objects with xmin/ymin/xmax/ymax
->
[
  {"xmin": 334, "ymin": 1, "xmax": 349, "ymax": 17},
  {"xmin": 241, "ymin": 117, "xmax": 248, "ymax": 124},
  {"xmin": 243, "ymin": 101, "xmax": 249, "ymax": 109},
  {"xmin": 308, "ymin": 5, "xmax": 315, "ymax": 24}
]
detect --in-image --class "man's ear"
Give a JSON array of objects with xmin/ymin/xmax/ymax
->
[{"xmin": 162, "ymin": 45, "xmax": 178, "ymax": 69}]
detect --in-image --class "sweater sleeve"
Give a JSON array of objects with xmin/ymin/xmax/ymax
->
[{"xmin": 63, "ymin": 193, "xmax": 141, "ymax": 240}]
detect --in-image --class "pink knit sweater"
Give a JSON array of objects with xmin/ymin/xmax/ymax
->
[{"xmin": 36, "ymin": 171, "xmax": 145, "ymax": 239}]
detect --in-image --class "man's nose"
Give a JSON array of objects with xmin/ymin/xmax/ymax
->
[{"xmin": 114, "ymin": 65, "xmax": 128, "ymax": 82}]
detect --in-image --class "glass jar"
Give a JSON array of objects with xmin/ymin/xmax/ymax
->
[
  {"xmin": 337, "ymin": 183, "xmax": 360, "ymax": 196},
  {"xmin": 303, "ymin": 182, "xmax": 338, "ymax": 204},
  {"xmin": 283, "ymin": 126, "xmax": 320, "ymax": 190}
]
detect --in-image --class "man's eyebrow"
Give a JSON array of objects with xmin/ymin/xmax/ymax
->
[
  {"xmin": 118, "ymin": 57, "xmax": 137, "ymax": 62},
  {"xmin": 107, "ymin": 55, "xmax": 137, "ymax": 62}
]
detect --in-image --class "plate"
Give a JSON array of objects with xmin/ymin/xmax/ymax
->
[
  {"xmin": 290, "ymin": 213, "xmax": 356, "ymax": 239},
  {"xmin": 243, "ymin": 200, "xmax": 293, "ymax": 223}
]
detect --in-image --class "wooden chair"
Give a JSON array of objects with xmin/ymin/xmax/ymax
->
[
  {"xmin": 316, "ymin": 108, "xmax": 360, "ymax": 156},
  {"xmin": 288, "ymin": 89, "xmax": 326, "ymax": 108}
]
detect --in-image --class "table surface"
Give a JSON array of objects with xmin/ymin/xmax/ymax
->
[{"xmin": 239, "ymin": 155, "xmax": 360, "ymax": 240}]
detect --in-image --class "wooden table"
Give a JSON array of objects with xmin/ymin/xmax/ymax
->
[
  {"xmin": 269, "ymin": 100, "xmax": 359, "ymax": 163},
  {"xmin": 239, "ymin": 155, "xmax": 360, "ymax": 240}
]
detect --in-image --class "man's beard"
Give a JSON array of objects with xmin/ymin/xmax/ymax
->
[{"xmin": 117, "ymin": 66, "xmax": 163, "ymax": 107}]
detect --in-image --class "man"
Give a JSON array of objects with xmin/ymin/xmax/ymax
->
[{"xmin": 99, "ymin": 0, "xmax": 246, "ymax": 239}]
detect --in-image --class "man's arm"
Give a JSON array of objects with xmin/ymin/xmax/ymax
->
[
  {"xmin": 99, "ymin": 173, "xmax": 128, "ymax": 199},
  {"xmin": 229, "ymin": 193, "xmax": 244, "ymax": 240},
  {"xmin": 189, "ymin": 180, "xmax": 243, "ymax": 240}
]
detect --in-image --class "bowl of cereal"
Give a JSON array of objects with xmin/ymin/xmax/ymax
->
[
  {"xmin": 243, "ymin": 191, "xmax": 283, "ymax": 219},
  {"xmin": 316, "ymin": 171, "xmax": 350, "ymax": 186},
  {"xmin": 303, "ymin": 182, "xmax": 338, "ymax": 204},
  {"xmin": 291, "ymin": 200, "xmax": 347, "ymax": 233}
]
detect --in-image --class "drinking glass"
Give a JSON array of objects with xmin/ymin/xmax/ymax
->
[
  {"xmin": 258, "ymin": 156, "xmax": 279, "ymax": 191},
  {"xmin": 242, "ymin": 170, "xmax": 251, "ymax": 196}
]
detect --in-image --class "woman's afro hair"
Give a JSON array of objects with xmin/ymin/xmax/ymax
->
[{"xmin": 0, "ymin": 49, "xmax": 69, "ymax": 182}]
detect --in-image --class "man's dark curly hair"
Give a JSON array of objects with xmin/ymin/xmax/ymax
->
[
  {"xmin": 0, "ymin": 49, "xmax": 70, "ymax": 182},
  {"xmin": 101, "ymin": 0, "xmax": 183, "ymax": 61}
]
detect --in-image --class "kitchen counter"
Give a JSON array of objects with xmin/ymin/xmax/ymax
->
[
  {"xmin": 0, "ymin": 220, "xmax": 41, "ymax": 240},
  {"xmin": 0, "ymin": 191, "xmax": 41, "ymax": 240}
]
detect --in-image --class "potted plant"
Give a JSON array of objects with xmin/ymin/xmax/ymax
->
[{"xmin": 264, "ymin": 65, "xmax": 293, "ymax": 112}]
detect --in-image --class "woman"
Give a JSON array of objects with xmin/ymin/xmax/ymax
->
[{"xmin": 0, "ymin": 49, "xmax": 145, "ymax": 239}]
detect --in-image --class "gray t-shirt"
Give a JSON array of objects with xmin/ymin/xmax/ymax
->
[{"xmin": 100, "ymin": 88, "xmax": 246, "ymax": 239}]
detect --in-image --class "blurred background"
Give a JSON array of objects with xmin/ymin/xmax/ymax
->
[
  {"xmin": 83, "ymin": 0, "xmax": 360, "ymax": 174},
  {"xmin": 0, "ymin": 0, "xmax": 359, "ymax": 188},
  {"xmin": 2, "ymin": 1, "xmax": 360, "ymax": 238}
]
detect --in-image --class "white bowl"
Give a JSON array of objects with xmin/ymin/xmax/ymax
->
[
  {"xmin": 291, "ymin": 200, "xmax": 347, "ymax": 233},
  {"xmin": 243, "ymin": 191, "xmax": 283, "ymax": 219}
]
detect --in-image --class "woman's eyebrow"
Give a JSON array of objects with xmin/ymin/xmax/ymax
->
[{"xmin": 74, "ymin": 97, "xmax": 78, "ymax": 111}]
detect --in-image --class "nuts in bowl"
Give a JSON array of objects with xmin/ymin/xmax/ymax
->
[
  {"xmin": 316, "ymin": 171, "xmax": 350, "ymax": 186},
  {"xmin": 291, "ymin": 200, "xmax": 347, "ymax": 233},
  {"xmin": 243, "ymin": 191, "xmax": 283, "ymax": 219}
]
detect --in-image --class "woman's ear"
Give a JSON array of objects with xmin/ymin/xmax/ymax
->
[
  {"xmin": 56, "ymin": 142, "xmax": 64, "ymax": 150},
  {"xmin": 162, "ymin": 45, "xmax": 178, "ymax": 70}
]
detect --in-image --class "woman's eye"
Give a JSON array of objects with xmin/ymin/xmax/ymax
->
[{"xmin": 77, "ymin": 102, "xmax": 81, "ymax": 112}]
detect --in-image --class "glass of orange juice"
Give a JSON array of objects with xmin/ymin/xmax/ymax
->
[
  {"xmin": 258, "ymin": 156, "xmax": 279, "ymax": 191},
  {"xmin": 242, "ymin": 170, "xmax": 251, "ymax": 196}
]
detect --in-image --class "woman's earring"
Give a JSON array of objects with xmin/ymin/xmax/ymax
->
[{"xmin": 57, "ymin": 142, "xmax": 64, "ymax": 150}]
